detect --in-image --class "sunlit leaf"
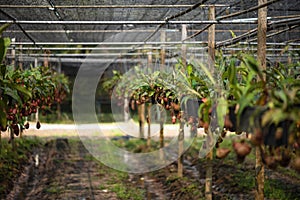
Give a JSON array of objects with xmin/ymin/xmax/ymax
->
[{"xmin": 217, "ymin": 97, "xmax": 228, "ymax": 129}]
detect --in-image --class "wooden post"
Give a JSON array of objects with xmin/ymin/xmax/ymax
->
[
  {"xmin": 124, "ymin": 97, "xmax": 129, "ymax": 122},
  {"xmin": 159, "ymin": 32, "xmax": 166, "ymax": 149},
  {"xmin": 178, "ymin": 111, "xmax": 184, "ymax": 177},
  {"xmin": 178, "ymin": 25, "xmax": 187, "ymax": 178},
  {"xmin": 147, "ymin": 103, "xmax": 151, "ymax": 148},
  {"xmin": 138, "ymin": 104, "xmax": 145, "ymax": 139},
  {"xmin": 11, "ymin": 38, "xmax": 15, "ymax": 69},
  {"xmin": 160, "ymin": 30, "xmax": 166, "ymax": 68},
  {"xmin": 205, "ymin": 6, "xmax": 215, "ymax": 200},
  {"xmin": 44, "ymin": 50, "xmax": 49, "ymax": 67},
  {"xmin": 34, "ymin": 57, "xmax": 38, "ymax": 68},
  {"xmin": 147, "ymin": 51, "xmax": 152, "ymax": 147},
  {"xmin": 256, "ymin": 0, "xmax": 267, "ymax": 199},
  {"xmin": 34, "ymin": 58, "xmax": 39, "ymax": 123},
  {"xmin": 181, "ymin": 25, "xmax": 187, "ymax": 66},
  {"xmin": 19, "ymin": 44, "xmax": 23, "ymax": 70},
  {"xmin": 57, "ymin": 61, "xmax": 62, "ymax": 120}
]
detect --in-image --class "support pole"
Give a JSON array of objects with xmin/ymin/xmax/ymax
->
[
  {"xmin": 147, "ymin": 104, "xmax": 151, "ymax": 149},
  {"xmin": 205, "ymin": 6, "xmax": 215, "ymax": 200},
  {"xmin": 11, "ymin": 38, "xmax": 15, "ymax": 69},
  {"xmin": 160, "ymin": 30, "xmax": 166, "ymax": 68},
  {"xmin": 44, "ymin": 50, "xmax": 49, "ymax": 67},
  {"xmin": 159, "ymin": 32, "xmax": 166, "ymax": 150},
  {"xmin": 178, "ymin": 24, "xmax": 187, "ymax": 178},
  {"xmin": 34, "ymin": 58, "xmax": 39, "ymax": 123},
  {"xmin": 19, "ymin": 44, "xmax": 23, "ymax": 70},
  {"xmin": 138, "ymin": 103, "xmax": 145, "ymax": 139},
  {"xmin": 57, "ymin": 61, "xmax": 62, "ymax": 120},
  {"xmin": 256, "ymin": 0, "xmax": 267, "ymax": 199},
  {"xmin": 147, "ymin": 51, "xmax": 152, "ymax": 148},
  {"xmin": 178, "ymin": 111, "xmax": 184, "ymax": 177}
]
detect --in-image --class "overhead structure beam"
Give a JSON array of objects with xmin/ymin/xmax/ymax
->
[
  {"xmin": 216, "ymin": 16, "xmax": 300, "ymax": 48},
  {"xmin": 0, "ymin": 4, "xmax": 230, "ymax": 9},
  {"xmin": 184, "ymin": 0, "xmax": 281, "ymax": 41},
  {"xmin": 8, "ymin": 46, "xmax": 300, "ymax": 52},
  {"xmin": 0, "ymin": 20, "xmax": 259, "ymax": 25},
  {"xmin": 7, "ymin": 29, "xmax": 271, "ymax": 33},
  {"xmin": 216, "ymin": 0, "xmax": 281, "ymax": 20},
  {"xmin": 11, "ymin": 41, "xmax": 208, "ymax": 45}
]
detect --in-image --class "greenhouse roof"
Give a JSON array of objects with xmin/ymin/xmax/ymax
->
[{"xmin": 1, "ymin": 0, "xmax": 300, "ymax": 64}]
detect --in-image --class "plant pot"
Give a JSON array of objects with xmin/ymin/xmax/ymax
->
[
  {"xmin": 262, "ymin": 120, "xmax": 292, "ymax": 147},
  {"xmin": 228, "ymin": 105, "xmax": 262, "ymax": 133}
]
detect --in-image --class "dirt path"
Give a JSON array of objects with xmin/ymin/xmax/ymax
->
[
  {"xmin": 6, "ymin": 138, "xmax": 120, "ymax": 200},
  {"xmin": 3, "ymin": 133, "xmax": 300, "ymax": 200}
]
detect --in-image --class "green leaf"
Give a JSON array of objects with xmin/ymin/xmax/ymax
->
[
  {"xmin": 0, "ymin": 100, "xmax": 7, "ymax": 127},
  {"xmin": 217, "ymin": 97, "xmax": 228, "ymax": 129},
  {"xmin": 0, "ymin": 23, "xmax": 11, "ymax": 35},
  {"xmin": 243, "ymin": 55, "xmax": 263, "ymax": 80},
  {"xmin": 229, "ymin": 30, "xmax": 236, "ymax": 38},
  {"xmin": 4, "ymin": 87, "xmax": 22, "ymax": 104},
  {"xmin": 192, "ymin": 60, "xmax": 216, "ymax": 86},
  {"xmin": 13, "ymin": 84, "xmax": 32, "ymax": 99},
  {"xmin": 0, "ymin": 64, "xmax": 6, "ymax": 79},
  {"xmin": 262, "ymin": 108, "xmax": 288, "ymax": 126},
  {"xmin": 187, "ymin": 64, "xmax": 193, "ymax": 76},
  {"xmin": 275, "ymin": 91, "xmax": 288, "ymax": 110},
  {"xmin": 228, "ymin": 58, "xmax": 237, "ymax": 85},
  {"xmin": 0, "ymin": 37, "xmax": 11, "ymax": 63}
]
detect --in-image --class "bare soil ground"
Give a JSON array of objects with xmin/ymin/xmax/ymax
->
[
  {"xmin": 2, "ymin": 126, "xmax": 300, "ymax": 200},
  {"xmin": 6, "ymin": 138, "xmax": 120, "ymax": 200}
]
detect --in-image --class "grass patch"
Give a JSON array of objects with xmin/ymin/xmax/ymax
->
[
  {"xmin": 110, "ymin": 183, "xmax": 144, "ymax": 200},
  {"xmin": 264, "ymin": 179, "xmax": 293, "ymax": 200},
  {"xmin": 97, "ymin": 167, "xmax": 144, "ymax": 200},
  {"xmin": 45, "ymin": 183, "xmax": 62, "ymax": 194}
]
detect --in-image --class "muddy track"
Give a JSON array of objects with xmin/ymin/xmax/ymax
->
[
  {"xmin": 6, "ymin": 138, "xmax": 118, "ymax": 200},
  {"xmin": 4, "ymin": 137, "xmax": 300, "ymax": 200}
]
